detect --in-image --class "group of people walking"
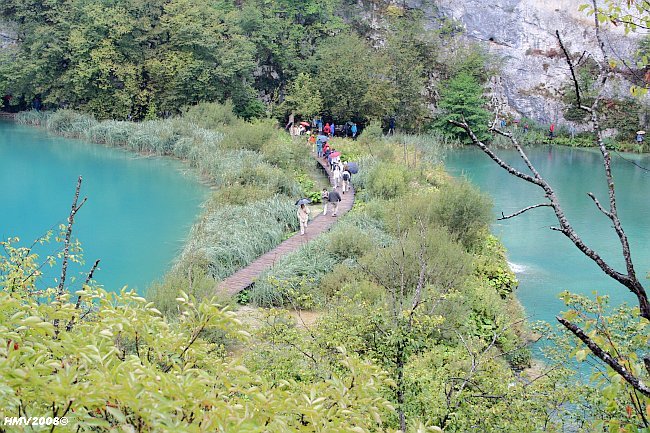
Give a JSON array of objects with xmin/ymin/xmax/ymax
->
[
  {"xmin": 286, "ymin": 114, "xmax": 358, "ymax": 138},
  {"xmin": 296, "ymin": 131, "xmax": 355, "ymax": 236}
]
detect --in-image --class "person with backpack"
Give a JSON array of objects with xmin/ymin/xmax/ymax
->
[
  {"xmin": 341, "ymin": 168, "xmax": 351, "ymax": 194},
  {"xmin": 326, "ymin": 189, "xmax": 341, "ymax": 217}
]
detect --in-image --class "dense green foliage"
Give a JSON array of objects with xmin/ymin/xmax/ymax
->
[
  {"xmin": 240, "ymin": 133, "xmax": 601, "ymax": 431},
  {"xmin": 8, "ymin": 108, "xmax": 642, "ymax": 431},
  {"xmin": 1, "ymin": 0, "xmax": 494, "ymax": 133},
  {"xmin": 435, "ymin": 72, "xmax": 491, "ymax": 144},
  {"xmin": 0, "ymin": 236, "xmax": 397, "ymax": 432}
]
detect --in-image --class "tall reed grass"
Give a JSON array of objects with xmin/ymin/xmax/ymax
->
[
  {"xmin": 250, "ymin": 211, "xmax": 391, "ymax": 308},
  {"xmin": 16, "ymin": 105, "xmax": 316, "ymax": 314},
  {"xmin": 15, "ymin": 110, "xmax": 51, "ymax": 126},
  {"xmin": 16, "ymin": 108, "xmax": 304, "ymax": 196},
  {"xmin": 177, "ymin": 196, "xmax": 298, "ymax": 281}
]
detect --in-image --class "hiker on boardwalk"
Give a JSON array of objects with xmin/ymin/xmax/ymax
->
[
  {"xmin": 321, "ymin": 189, "xmax": 329, "ymax": 215},
  {"xmin": 331, "ymin": 122, "xmax": 336, "ymax": 137},
  {"xmin": 351, "ymin": 123, "xmax": 358, "ymax": 138},
  {"xmin": 297, "ymin": 203, "xmax": 310, "ymax": 235},
  {"xmin": 326, "ymin": 189, "xmax": 341, "ymax": 217},
  {"xmin": 332, "ymin": 164, "xmax": 342, "ymax": 189},
  {"xmin": 341, "ymin": 168, "xmax": 351, "ymax": 194},
  {"xmin": 308, "ymin": 132, "xmax": 317, "ymax": 152},
  {"xmin": 323, "ymin": 122, "xmax": 331, "ymax": 136}
]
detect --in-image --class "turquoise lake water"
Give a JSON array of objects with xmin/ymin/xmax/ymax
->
[
  {"xmin": 0, "ymin": 121, "xmax": 209, "ymax": 293},
  {"xmin": 444, "ymin": 146, "xmax": 650, "ymax": 348}
]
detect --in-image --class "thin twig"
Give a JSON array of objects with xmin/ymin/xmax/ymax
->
[{"xmin": 498, "ymin": 204, "xmax": 552, "ymax": 220}]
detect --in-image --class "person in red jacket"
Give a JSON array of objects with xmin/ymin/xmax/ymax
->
[{"xmin": 323, "ymin": 123, "xmax": 331, "ymax": 135}]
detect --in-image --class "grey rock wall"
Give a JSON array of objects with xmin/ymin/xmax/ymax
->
[
  {"xmin": 436, "ymin": 0, "xmax": 642, "ymax": 124},
  {"xmin": 0, "ymin": 20, "xmax": 16, "ymax": 48}
]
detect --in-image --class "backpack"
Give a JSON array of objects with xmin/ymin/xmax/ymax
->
[{"xmin": 342, "ymin": 171, "xmax": 350, "ymax": 181}]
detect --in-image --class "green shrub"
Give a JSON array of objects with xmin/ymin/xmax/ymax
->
[
  {"xmin": 182, "ymin": 101, "xmax": 240, "ymax": 129},
  {"xmin": 261, "ymin": 133, "xmax": 312, "ymax": 170},
  {"xmin": 319, "ymin": 265, "xmax": 385, "ymax": 304},
  {"xmin": 208, "ymin": 185, "xmax": 275, "ymax": 205},
  {"xmin": 366, "ymin": 162, "xmax": 410, "ymax": 199},
  {"xmin": 429, "ymin": 179, "xmax": 492, "ymax": 251},
  {"xmin": 326, "ymin": 225, "xmax": 374, "ymax": 260},
  {"xmin": 221, "ymin": 119, "xmax": 275, "ymax": 151},
  {"xmin": 358, "ymin": 119, "xmax": 383, "ymax": 143},
  {"xmin": 146, "ymin": 253, "xmax": 218, "ymax": 315},
  {"xmin": 46, "ymin": 110, "xmax": 97, "ymax": 138},
  {"xmin": 474, "ymin": 235, "xmax": 519, "ymax": 297}
]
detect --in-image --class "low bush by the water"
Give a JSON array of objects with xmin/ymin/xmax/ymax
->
[
  {"xmin": 182, "ymin": 101, "xmax": 240, "ymax": 129},
  {"xmin": 250, "ymin": 212, "xmax": 390, "ymax": 308},
  {"xmin": 46, "ymin": 109, "xmax": 98, "ymax": 137},
  {"xmin": 15, "ymin": 110, "xmax": 51, "ymax": 126}
]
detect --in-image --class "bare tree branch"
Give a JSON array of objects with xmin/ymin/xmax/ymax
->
[
  {"xmin": 558, "ymin": 316, "xmax": 650, "ymax": 396},
  {"xmin": 556, "ymin": 30, "xmax": 585, "ymax": 109},
  {"xmin": 498, "ymin": 203, "xmax": 552, "ymax": 220},
  {"xmin": 558, "ymin": 18, "xmax": 650, "ymax": 317},
  {"xmin": 54, "ymin": 176, "xmax": 87, "ymax": 337},
  {"xmin": 587, "ymin": 192, "xmax": 613, "ymax": 219},
  {"xmin": 57, "ymin": 176, "xmax": 87, "ymax": 297},
  {"xmin": 449, "ymin": 120, "xmax": 541, "ymax": 186},
  {"xmin": 65, "ymin": 259, "xmax": 100, "ymax": 332}
]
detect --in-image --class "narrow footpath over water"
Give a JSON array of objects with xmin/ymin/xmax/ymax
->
[{"xmin": 217, "ymin": 153, "xmax": 355, "ymax": 296}]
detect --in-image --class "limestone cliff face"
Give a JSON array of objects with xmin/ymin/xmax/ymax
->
[
  {"xmin": 374, "ymin": 0, "xmax": 641, "ymax": 124},
  {"xmin": 0, "ymin": 20, "xmax": 16, "ymax": 49}
]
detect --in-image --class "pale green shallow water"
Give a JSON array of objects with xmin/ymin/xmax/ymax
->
[
  {"xmin": 0, "ymin": 121, "xmax": 209, "ymax": 293},
  {"xmin": 444, "ymin": 146, "xmax": 650, "ymax": 340}
]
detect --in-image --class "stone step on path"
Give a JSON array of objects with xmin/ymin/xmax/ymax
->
[{"xmin": 216, "ymin": 154, "xmax": 354, "ymax": 296}]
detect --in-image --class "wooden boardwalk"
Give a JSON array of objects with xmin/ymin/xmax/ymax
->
[{"xmin": 217, "ymin": 155, "xmax": 354, "ymax": 296}]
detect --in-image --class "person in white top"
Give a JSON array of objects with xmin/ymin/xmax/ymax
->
[
  {"xmin": 297, "ymin": 204, "xmax": 310, "ymax": 235},
  {"xmin": 332, "ymin": 164, "xmax": 342, "ymax": 189}
]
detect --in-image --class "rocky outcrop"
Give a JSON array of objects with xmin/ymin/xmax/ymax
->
[
  {"xmin": 358, "ymin": 0, "xmax": 643, "ymax": 125},
  {"xmin": 436, "ymin": 0, "xmax": 638, "ymax": 123},
  {"xmin": 433, "ymin": 0, "xmax": 642, "ymax": 124},
  {"xmin": 0, "ymin": 20, "xmax": 16, "ymax": 49}
]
